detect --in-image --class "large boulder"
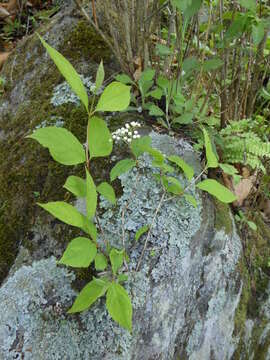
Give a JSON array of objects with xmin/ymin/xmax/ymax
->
[
  {"xmin": 0, "ymin": 2, "xmax": 113, "ymax": 281},
  {"xmin": 1, "ymin": 3, "xmax": 270, "ymax": 359},
  {"xmin": 0, "ymin": 131, "xmax": 244, "ymax": 359}
]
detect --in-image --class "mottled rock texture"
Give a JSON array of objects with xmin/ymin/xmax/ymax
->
[
  {"xmin": 0, "ymin": 131, "xmax": 243, "ymax": 359},
  {"xmin": 0, "ymin": 2, "xmax": 113, "ymax": 282},
  {"xmin": 1, "ymin": 2, "xmax": 270, "ymax": 359}
]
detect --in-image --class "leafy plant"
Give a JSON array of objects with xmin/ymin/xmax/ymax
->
[
  {"xmin": 0, "ymin": 77, "xmax": 5, "ymax": 96},
  {"xmin": 235, "ymin": 210, "xmax": 257, "ymax": 231},
  {"xmin": 28, "ymin": 36, "xmax": 236, "ymax": 333},
  {"xmin": 29, "ymin": 36, "xmax": 133, "ymax": 332},
  {"xmin": 219, "ymin": 119, "xmax": 270, "ymax": 173}
]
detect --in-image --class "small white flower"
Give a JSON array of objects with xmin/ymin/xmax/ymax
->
[
  {"xmin": 134, "ymin": 130, "xmax": 138, "ymax": 134},
  {"xmin": 116, "ymin": 136, "xmax": 120, "ymax": 141},
  {"xmin": 112, "ymin": 134, "xmax": 116, "ymax": 139},
  {"xmin": 124, "ymin": 136, "xmax": 128, "ymax": 141},
  {"xmin": 131, "ymin": 121, "xmax": 136, "ymax": 127},
  {"xmin": 125, "ymin": 124, "xmax": 130, "ymax": 128},
  {"xmin": 127, "ymin": 138, "xmax": 131, "ymax": 143},
  {"xmin": 128, "ymin": 132, "xmax": 132, "ymax": 136}
]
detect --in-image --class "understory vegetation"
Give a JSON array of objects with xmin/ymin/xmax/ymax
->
[{"xmin": 2, "ymin": 0, "xmax": 270, "ymax": 339}]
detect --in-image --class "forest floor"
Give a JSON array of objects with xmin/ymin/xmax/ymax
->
[{"xmin": 0, "ymin": 0, "xmax": 60, "ymax": 69}]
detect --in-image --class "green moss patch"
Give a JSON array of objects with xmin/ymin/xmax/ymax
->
[
  {"xmin": 213, "ymin": 199, "xmax": 233, "ymax": 235},
  {"xmin": 0, "ymin": 16, "xmax": 114, "ymax": 282},
  {"xmin": 233, "ymin": 211, "xmax": 270, "ymax": 358},
  {"xmin": 61, "ymin": 20, "xmax": 111, "ymax": 64}
]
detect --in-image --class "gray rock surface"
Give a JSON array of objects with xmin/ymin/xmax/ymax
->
[
  {"xmin": 0, "ymin": 132, "xmax": 245, "ymax": 359},
  {"xmin": 0, "ymin": 2, "xmax": 270, "ymax": 359},
  {"xmin": 0, "ymin": 1, "xmax": 113, "ymax": 282}
]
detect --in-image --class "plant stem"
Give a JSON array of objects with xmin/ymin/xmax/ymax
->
[{"xmin": 136, "ymin": 190, "xmax": 166, "ymax": 271}]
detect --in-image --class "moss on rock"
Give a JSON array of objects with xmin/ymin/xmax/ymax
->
[
  {"xmin": 61, "ymin": 20, "xmax": 111, "ymax": 64},
  {"xmin": 214, "ymin": 199, "xmax": 233, "ymax": 235},
  {"xmin": 233, "ymin": 211, "xmax": 270, "ymax": 358},
  {"xmin": 0, "ymin": 6, "xmax": 113, "ymax": 283}
]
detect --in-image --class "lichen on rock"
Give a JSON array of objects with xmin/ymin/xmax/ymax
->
[
  {"xmin": 0, "ymin": 3, "xmax": 113, "ymax": 282},
  {"xmin": 0, "ymin": 130, "xmax": 246, "ymax": 359}
]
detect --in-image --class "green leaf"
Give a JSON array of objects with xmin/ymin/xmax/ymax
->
[
  {"xmin": 152, "ymin": 162, "xmax": 174, "ymax": 174},
  {"xmin": 117, "ymin": 274, "xmax": 128, "ymax": 283},
  {"xmin": 157, "ymin": 75, "xmax": 169, "ymax": 89},
  {"xmin": 68, "ymin": 278, "xmax": 109, "ymax": 313},
  {"xmin": 139, "ymin": 81, "xmax": 153, "ymax": 98},
  {"xmin": 135, "ymin": 225, "xmax": 149, "ymax": 242},
  {"xmin": 59, "ymin": 237, "xmax": 97, "ymax": 267},
  {"xmin": 184, "ymin": 194, "xmax": 197, "ymax": 207},
  {"xmin": 96, "ymin": 82, "xmax": 131, "ymax": 112},
  {"xmin": 166, "ymin": 176, "xmax": 183, "ymax": 195},
  {"xmin": 95, "ymin": 253, "xmax": 108, "ymax": 271},
  {"xmin": 182, "ymin": 57, "xmax": 200, "ymax": 74},
  {"xmin": 149, "ymin": 104, "xmax": 165, "ymax": 117},
  {"xmin": 147, "ymin": 148, "xmax": 165, "ymax": 164},
  {"xmin": 171, "ymin": 0, "xmax": 190, "ymax": 12},
  {"xmin": 115, "ymin": 74, "xmax": 135, "ymax": 85},
  {"xmin": 203, "ymin": 58, "xmax": 224, "ymax": 71},
  {"xmin": 146, "ymin": 88, "xmax": 163, "ymax": 100},
  {"xmin": 110, "ymin": 159, "xmax": 136, "ymax": 181},
  {"xmin": 27, "ymin": 127, "xmax": 85, "ymax": 165},
  {"xmin": 106, "ymin": 282, "xmax": 132, "ymax": 332},
  {"xmin": 225, "ymin": 15, "xmax": 247, "ymax": 40},
  {"xmin": 156, "ymin": 44, "xmax": 172, "ymax": 56},
  {"xmin": 110, "ymin": 248, "xmax": 124, "ymax": 275},
  {"xmin": 95, "ymin": 60, "xmax": 105, "ymax": 93},
  {"xmin": 168, "ymin": 155, "xmax": 194, "ymax": 180},
  {"xmin": 173, "ymin": 113, "xmax": 193, "ymax": 125},
  {"xmin": 202, "ymin": 127, "xmax": 218, "ymax": 168},
  {"xmin": 84, "ymin": 220, "xmax": 97, "ymax": 242},
  {"xmin": 38, "ymin": 35, "xmax": 88, "ymax": 112},
  {"xmin": 252, "ymin": 21, "xmax": 265, "ymax": 45},
  {"xmin": 130, "ymin": 136, "xmax": 152, "ymax": 158},
  {"xmin": 219, "ymin": 163, "xmax": 238, "ymax": 176},
  {"xmin": 247, "ymin": 221, "xmax": 257, "ymax": 231},
  {"xmin": 261, "ymin": 88, "xmax": 270, "ymax": 100},
  {"xmin": 97, "ymin": 182, "xmax": 116, "ymax": 204},
  {"xmin": 86, "ymin": 169, "xmax": 97, "ymax": 219},
  {"xmin": 185, "ymin": 0, "xmax": 202, "ymax": 19},
  {"xmin": 238, "ymin": 0, "xmax": 256, "ymax": 12},
  {"xmin": 63, "ymin": 176, "xmax": 86, "ymax": 197},
  {"xmin": 38, "ymin": 201, "xmax": 87, "ymax": 230},
  {"xmin": 196, "ymin": 179, "xmax": 237, "ymax": 203},
  {"xmin": 88, "ymin": 116, "xmax": 112, "ymax": 159},
  {"xmin": 139, "ymin": 68, "xmax": 155, "ymax": 83}
]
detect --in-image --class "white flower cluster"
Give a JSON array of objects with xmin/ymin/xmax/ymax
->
[{"xmin": 112, "ymin": 122, "xmax": 141, "ymax": 143}]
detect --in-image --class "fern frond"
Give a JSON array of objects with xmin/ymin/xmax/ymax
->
[{"xmin": 220, "ymin": 118, "xmax": 270, "ymax": 173}]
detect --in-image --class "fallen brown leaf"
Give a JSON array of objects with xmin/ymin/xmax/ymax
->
[
  {"xmin": 233, "ymin": 178, "xmax": 255, "ymax": 207},
  {"xmin": 0, "ymin": 51, "xmax": 10, "ymax": 70},
  {"xmin": 0, "ymin": 0, "xmax": 18, "ymax": 13},
  {"xmin": 133, "ymin": 56, "xmax": 142, "ymax": 82},
  {"xmin": 0, "ymin": 6, "xmax": 10, "ymax": 20},
  {"xmin": 222, "ymin": 167, "xmax": 256, "ymax": 207}
]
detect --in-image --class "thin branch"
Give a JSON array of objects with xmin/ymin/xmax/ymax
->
[{"xmin": 136, "ymin": 191, "xmax": 166, "ymax": 271}]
